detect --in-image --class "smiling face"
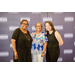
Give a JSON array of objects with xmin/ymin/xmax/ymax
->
[
  {"xmin": 35, "ymin": 23, "xmax": 42, "ymax": 32},
  {"xmin": 45, "ymin": 21, "xmax": 55, "ymax": 32},
  {"xmin": 45, "ymin": 23, "xmax": 52, "ymax": 31},
  {"xmin": 21, "ymin": 21, "xmax": 28, "ymax": 30}
]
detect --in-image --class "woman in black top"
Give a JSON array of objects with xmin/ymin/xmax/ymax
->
[
  {"xmin": 11, "ymin": 19, "xmax": 32, "ymax": 62},
  {"xmin": 45, "ymin": 21, "xmax": 63, "ymax": 62}
]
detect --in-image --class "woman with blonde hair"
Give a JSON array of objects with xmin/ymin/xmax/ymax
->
[{"xmin": 31, "ymin": 22, "xmax": 48, "ymax": 62}]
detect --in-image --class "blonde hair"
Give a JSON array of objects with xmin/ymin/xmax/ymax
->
[{"xmin": 35, "ymin": 22, "xmax": 43, "ymax": 29}]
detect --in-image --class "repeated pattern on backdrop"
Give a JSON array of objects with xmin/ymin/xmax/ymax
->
[{"xmin": 0, "ymin": 12, "xmax": 75, "ymax": 62}]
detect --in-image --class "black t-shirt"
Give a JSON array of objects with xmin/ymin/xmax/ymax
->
[
  {"xmin": 47, "ymin": 30, "xmax": 59, "ymax": 49},
  {"xmin": 12, "ymin": 28, "xmax": 33, "ymax": 50}
]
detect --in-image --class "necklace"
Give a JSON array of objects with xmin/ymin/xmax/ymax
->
[{"xmin": 24, "ymin": 33, "xmax": 30, "ymax": 41}]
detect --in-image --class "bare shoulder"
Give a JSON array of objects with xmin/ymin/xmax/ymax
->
[
  {"xmin": 55, "ymin": 31, "xmax": 60, "ymax": 36},
  {"xmin": 55, "ymin": 31, "xmax": 59, "ymax": 34}
]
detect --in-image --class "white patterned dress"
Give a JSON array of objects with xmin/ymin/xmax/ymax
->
[{"xmin": 31, "ymin": 32, "xmax": 48, "ymax": 55}]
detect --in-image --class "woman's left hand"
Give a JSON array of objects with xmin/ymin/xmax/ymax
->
[{"xmin": 41, "ymin": 53, "xmax": 45, "ymax": 57}]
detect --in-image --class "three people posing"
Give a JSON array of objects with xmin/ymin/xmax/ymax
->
[{"xmin": 11, "ymin": 19, "xmax": 63, "ymax": 62}]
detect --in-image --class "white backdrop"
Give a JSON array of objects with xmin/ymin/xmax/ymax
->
[{"xmin": 0, "ymin": 12, "xmax": 75, "ymax": 62}]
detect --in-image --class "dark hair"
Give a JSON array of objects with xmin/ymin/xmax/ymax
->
[
  {"xmin": 20, "ymin": 19, "xmax": 29, "ymax": 25},
  {"xmin": 44, "ymin": 21, "xmax": 55, "ymax": 32}
]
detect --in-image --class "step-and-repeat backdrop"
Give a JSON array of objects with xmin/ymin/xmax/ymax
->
[{"xmin": 0, "ymin": 12, "xmax": 75, "ymax": 62}]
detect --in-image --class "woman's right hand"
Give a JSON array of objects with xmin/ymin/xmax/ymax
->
[{"xmin": 14, "ymin": 54, "xmax": 18, "ymax": 59}]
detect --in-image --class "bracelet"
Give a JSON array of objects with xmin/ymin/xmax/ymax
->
[{"xmin": 14, "ymin": 52, "xmax": 17, "ymax": 55}]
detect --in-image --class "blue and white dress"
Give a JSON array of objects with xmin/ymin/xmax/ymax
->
[{"xmin": 31, "ymin": 32, "xmax": 48, "ymax": 55}]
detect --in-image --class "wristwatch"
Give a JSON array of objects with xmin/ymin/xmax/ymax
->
[{"xmin": 43, "ymin": 52, "xmax": 45, "ymax": 53}]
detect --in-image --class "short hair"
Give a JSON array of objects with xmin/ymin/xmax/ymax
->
[
  {"xmin": 20, "ymin": 19, "xmax": 29, "ymax": 25},
  {"xmin": 44, "ymin": 21, "xmax": 55, "ymax": 32},
  {"xmin": 35, "ymin": 22, "xmax": 43, "ymax": 29}
]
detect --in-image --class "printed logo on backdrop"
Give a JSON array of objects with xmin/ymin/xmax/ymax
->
[
  {"xmin": 9, "ymin": 26, "xmax": 19, "ymax": 31},
  {"xmin": 20, "ymin": 17, "xmax": 30, "ymax": 22},
  {"xmin": 32, "ymin": 26, "xmax": 36, "ymax": 31},
  {"xmin": 73, "ymin": 57, "xmax": 75, "ymax": 61},
  {"xmin": 0, "ymin": 51, "xmax": 9, "ymax": 57},
  {"xmin": 8, "ymin": 12, "xmax": 19, "ymax": 14},
  {"xmin": 57, "ymin": 57, "xmax": 63, "ymax": 62},
  {"xmin": 43, "ymin": 17, "xmax": 52, "ymax": 22},
  {"xmin": 64, "ymin": 49, "xmax": 73, "ymax": 54},
  {"xmin": 64, "ymin": 33, "xmax": 73, "ymax": 38},
  {"xmin": 10, "ymin": 43, "xmax": 12, "ymax": 48},
  {"xmin": 0, "ymin": 34, "xmax": 8, "ymax": 40},
  {"xmin": 31, "ymin": 12, "xmax": 41, "ymax": 14},
  {"xmin": 10, "ymin": 59, "xmax": 13, "ymax": 62},
  {"xmin": 0, "ymin": 17, "xmax": 7, "ymax": 22},
  {"xmin": 54, "ymin": 25, "xmax": 63, "ymax": 30},
  {"xmin": 74, "ymin": 41, "xmax": 75, "ymax": 46},
  {"xmin": 64, "ymin": 17, "xmax": 74, "ymax": 22},
  {"xmin": 54, "ymin": 12, "xmax": 63, "ymax": 14}
]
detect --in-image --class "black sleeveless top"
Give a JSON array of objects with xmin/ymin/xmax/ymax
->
[{"xmin": 47, "ymin": 30, "xmax": 59, "ymax": 49}]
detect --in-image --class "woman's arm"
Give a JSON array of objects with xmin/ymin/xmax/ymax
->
[
  {"xmin": 11, "ymin": 39, "xmax": 17, "ymax": 52},
  {"xmin": 41, "ymin": 42, "xmax": 47, "ymax": 57},
  {"xmin": 42, "ymin": 42, "xmax": 47, "ymax": 53},
  {"xmin": 55, "ymin": 31, "xmax": 64, "ymax": 46},
  {"xmin": 11, "ymin": 39, "xmax": 18, "ymax": 59}
]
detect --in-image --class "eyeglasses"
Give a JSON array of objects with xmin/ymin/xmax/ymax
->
[
  {"xmin": 36, "ymin": 26, "xmax": 41, "ymax": 27},
  {"xmin": 22, "ymin": 23, "xmax": 28, "ymax": 25}
]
